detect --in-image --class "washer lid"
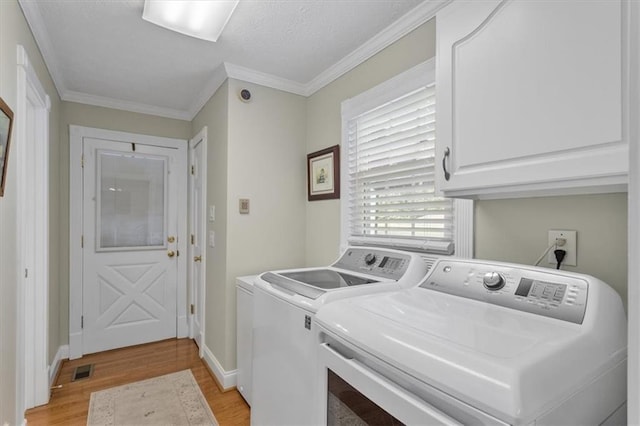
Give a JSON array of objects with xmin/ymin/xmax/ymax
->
[
  {"xmin": 261, "ymin": 269, "xmax": 381, "ymax": 300},
  {"xmin": 315, "ymin": 288, "xmax": 624, "ymax": 424},
  {"xmin": 280, "ymin": 269, "xmax": 379, "ymax": 289}
]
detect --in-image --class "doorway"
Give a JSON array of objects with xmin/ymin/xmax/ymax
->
[{"xmin": 69, "ymin": 126, "xmax": 188, "ymax": 358}]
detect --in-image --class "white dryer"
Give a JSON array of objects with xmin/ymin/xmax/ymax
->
[
  {"xmin": 251, "ymin": 247, "xmax": 429, "ymax": 426},
  {"xmin": 315, "ymin": 258, "xmax": 627, "ymax": 425}
]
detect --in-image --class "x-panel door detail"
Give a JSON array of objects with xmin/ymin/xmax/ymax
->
[{"xmin": 82, "ymin": 137, "xmax": 184, "ymax": 355}]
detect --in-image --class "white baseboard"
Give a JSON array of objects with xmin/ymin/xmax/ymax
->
[
  {"xmin": 202, "ymin": 345, "xmax": 237, "ymax": 390},
  {"xmin": 48, "ymin": 345, "xmax": 69, "ymax": 386}
]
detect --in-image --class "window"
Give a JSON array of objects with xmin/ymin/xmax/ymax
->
[{"xmin": 341, "ymin": 59, "xmax": 473, "ymax": 256}]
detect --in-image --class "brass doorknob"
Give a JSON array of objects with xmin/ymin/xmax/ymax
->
[
  {"xmin": 167, "ymin": 250, "xmax": 175, "ymax": 258},
  {"xmin": 194, "ymin": 255, "xmax": 202, "ymax": 262}
]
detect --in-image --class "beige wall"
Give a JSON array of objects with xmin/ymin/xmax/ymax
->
[
  {"xmin": 192, "ymin": 79, "xmax": 306, "ymax": 370},
  {"xmin": 475, "ymin": 193, "xmax": 628, "ymax": 307},
  {"xmin": 225, "ymin": 79, "xmax": 307, "ymax": 367},
  {"xmin": 0, "ymin": 1, "xmax": 62, "ymax": 423},
  {"xmin": 191, "ymin": 81, "xmax": 230, "ymax": 370},
  {"xmin": 305, "ymin": 19, "xmax": 437, "ymax": 266}
]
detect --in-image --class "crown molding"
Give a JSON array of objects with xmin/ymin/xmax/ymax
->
[
  {"xmin": 187, "ymin": 64, "xmax": 229, "ymax": 120},
  {"xmin": 304, "ymin": 0, "xmax": 451, "ymax": 96},
  {"xmin": 221, "ymin": 0, "xmax": 449, "ymax": 98},
  {"xmin": 224, "ymin": 63, "xmax": 307, "ymax": 96},
  {"xmin": 19, "ymin": 0, "xmax": 448, "ymax": 121},
  {"xmin": 62, "ymin": 90, "xmax": 192, "ymax": 121},
  {"xmin": 18, "ymin": 0, "xmax": 65, "ymax": 100}
]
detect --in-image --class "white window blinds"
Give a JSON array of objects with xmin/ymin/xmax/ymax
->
[{"xmin": 343, "ymin": 70, "xmax": 454, "ymax": 254}]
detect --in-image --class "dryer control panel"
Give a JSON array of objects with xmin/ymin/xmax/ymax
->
[
  {"xmin": 333, "ymin": 247, "xmax": 412, "ymax": 281},
  {"xmin": 421, "ymin": 259, "xmax": 589, "ymax": 324}
]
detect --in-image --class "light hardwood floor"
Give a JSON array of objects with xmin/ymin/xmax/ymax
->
[{"xmin": 25, "ymin": 339, "xmax": 250, "ymax": 425}]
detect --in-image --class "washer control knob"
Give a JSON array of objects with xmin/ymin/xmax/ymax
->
[
  {"xmin": 364, "ymin": 253, "xmax": 377, "ymax": 266},
  {"xmin": 483, "ymin": 272, "xmax": 505, "ymax": 290}
]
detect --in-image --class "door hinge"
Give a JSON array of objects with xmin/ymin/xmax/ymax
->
[
  {"xmin": 81, "ymin": 235, "xmax": 84, "ymax": 248},
  {"xmin": 81, "ymin": 316, "xmax": 84, "ymax": 329},
  {"xmin": 191, "ymin": 165, "xmax": 195, "ymax": 175},
  {"xmin": 191, "ymin": 234, "xmax": 195, "ymax": 245},
  {"xmin": 81, "ymin": 154, "xmax": 84, "ymax": 168},
  {"xmin": 190, "ymin": 304, "xmax": 195, "ymax": 315},
  {"xmin": 25, "ymin": 269, "xmax": 28, "ymax": 278},
  {"xmin": 176, "ymin": 250, "xmax": 180, "ymax": 257}
]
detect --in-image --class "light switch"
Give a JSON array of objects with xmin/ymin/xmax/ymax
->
[
  {"xmin": 239, "ymin": 198, "xmax": 250, "ymax": 214},
  {"xmin": 209, "ymin": 231, "xmax": 215, "ymax": 247},
  {"xmin": 209, "ymin": 205, "xmax": 215, "ymax": 222}
]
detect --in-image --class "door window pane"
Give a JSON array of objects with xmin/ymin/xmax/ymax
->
[{"xmin": 98, "ymin": 152, "xmax": 166, "ymax": 249}]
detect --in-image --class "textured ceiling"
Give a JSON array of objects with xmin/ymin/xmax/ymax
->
[{"xmin": 19, "ymin": 0, "xmax": 442, "ymax": 120}]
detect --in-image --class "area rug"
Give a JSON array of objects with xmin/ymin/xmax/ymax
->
[{"xmin": 87, "ymin": 369, "xmax": 218, "ymax": 425}]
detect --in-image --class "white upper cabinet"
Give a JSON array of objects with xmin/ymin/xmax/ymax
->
[{"xmin": 436, "ymin": 0, "xmax": 629, "ymax": 198}]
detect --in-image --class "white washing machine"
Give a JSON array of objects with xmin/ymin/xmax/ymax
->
[
  {"xmin": 315, "ymin": 258, "xmax": 627, "ymax": 425},
  {"xmin": 251, "ymin": 247, "xmax": 429, "ymax": 426}
]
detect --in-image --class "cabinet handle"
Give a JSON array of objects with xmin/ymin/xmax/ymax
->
[{"xmin": 442, "ymin": 147, "xmax": 451, "ymax": 181}]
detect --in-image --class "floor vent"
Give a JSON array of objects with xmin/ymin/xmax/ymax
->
[{"xmin": 72, "ymin": 364, "xmax": 94, "ymax": 381}]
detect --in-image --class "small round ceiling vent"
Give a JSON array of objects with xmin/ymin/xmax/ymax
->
[{"xmin": 239, "ymin": 89, "xmax": 251, "ymax": 102}]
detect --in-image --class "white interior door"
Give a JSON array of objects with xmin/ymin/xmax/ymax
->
[
  {"xmin": 82, "ymin": 137, "xmax": 183, "ymax": 355},
  {"xmin": 189, "ymin": 128, "xmax": 206, "ymax": 349}
]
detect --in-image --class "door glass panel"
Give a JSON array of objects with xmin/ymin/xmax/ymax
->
[
  {"xmin": 98, "ymin": 151, "xmax": 167, "ymax": 249},
  {"xmin": 327, "ymin": 369, "xmax": 404, "ymax": 425}
]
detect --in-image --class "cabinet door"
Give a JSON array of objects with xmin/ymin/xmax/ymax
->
[{"xmin": 436, "ymin": 0, "xmax": 628, "ymax": 198}]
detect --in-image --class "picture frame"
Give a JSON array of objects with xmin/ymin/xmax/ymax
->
[
  {"xmin": 307, "ymin": 144, "xmax": 340, "ymax": 201},
  {"xmin": 0, "ymin": 97, "xmax": 14, "ymax": 197}
]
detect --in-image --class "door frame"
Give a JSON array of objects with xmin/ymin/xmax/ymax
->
[
  {"xmin": 69, "ymin": 125, "xmax": 189, "ymax": 359},
  {"xmin": 188, "ymin": 126, "xmax": 207, "ymax": 355},
  {"xmin": 15, "ymin": 44, "xmax": 51, "ymax": 420}
]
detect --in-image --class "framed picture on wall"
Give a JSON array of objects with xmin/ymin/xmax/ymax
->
[
  {"xmin": 0, "ymin": 97, "xmax": 14, "ymax": 197},
  {"xmin": 307, "ymin": 144, "xmax": 340, "ymax": 201}
]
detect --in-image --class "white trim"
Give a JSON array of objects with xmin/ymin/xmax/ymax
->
[
  {"xmin": 19, "ymin": 0, "xmax": 446, "ymax": 120},
  {"xmin": 68, "ymin": 125, "xmax": 84, "ymax": 360},
  {"xmin": 62, "ymin": 90, "xmax": 192, "ymax": 121},
  {"xmin": 69, "ymin": 125, "xmax": 188, "ymax": 359},
  {"xmin": 224, "ymin": 63, "xmax": 307, "ymax": 96},
  {"xmin": 188, "ymin": 127, "xmax": 208, "ymax": 356},
  {"xmin": 202, "ymin": 345, "xmax": 237, "ymax": 391},
  {"xmin": 627, "ymin": 0, "xmax": 639, "ymax": 422},
  {"xmin": 454, "ymin": 199, "xmax": 474, "ymax": 259},
  {"xmin": 304, "ymin": 0, "xmax": 450, "ymax": 96},
  {"xmin": 16, "ymin": 45, "xmax": 51, "ymax": 421},
  {"xmin": 48, "ymin": 345, "xmax": 69, "ymax": 387},
  {"xmin": 188, "ymin": 66, "xmax": 228, "ymax": 120}
]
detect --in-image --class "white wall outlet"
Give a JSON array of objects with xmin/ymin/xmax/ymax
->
[
  {"xmin": 209, "ymin": 231, "xmax": 215, "ymax": 247},
  {"xmin": 548, "ymin": 230, "xmax": 577, "ymax": 267},
  {"xmin": 208, "ymin": 205, "xmax": 215, "ymax": 222}
]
